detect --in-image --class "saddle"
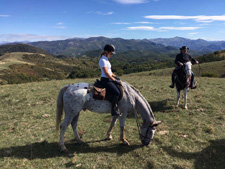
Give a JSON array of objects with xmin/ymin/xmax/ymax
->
[{"xmin": 92, "ymin": 79, "xmax": 124, "ymax": 102}]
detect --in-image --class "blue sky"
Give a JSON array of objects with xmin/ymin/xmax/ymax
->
[{"xmin": 1, "ymin": 0, "xmax": 225, "ymax": 42}]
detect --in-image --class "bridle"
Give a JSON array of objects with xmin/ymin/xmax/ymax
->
[{"xmin": 133, "ymin": 110, "xmax": 155, "ymax": 141}]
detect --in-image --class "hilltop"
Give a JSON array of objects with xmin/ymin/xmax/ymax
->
[{"xmin": 0, "ymin": 43, "xmax": 51, "ymax": 56}]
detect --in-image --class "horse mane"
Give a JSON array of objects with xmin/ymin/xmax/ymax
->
[{"xmin": 123, "ymin": 81, "xmax": 155, "ymax": 120}]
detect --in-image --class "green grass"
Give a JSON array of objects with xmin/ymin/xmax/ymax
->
[{"xmin": 0, "ymin": 74, "xmax": 225, "ymax": 168}]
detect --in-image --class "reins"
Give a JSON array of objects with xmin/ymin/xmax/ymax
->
[
  {"xmin": 198, "ymin": 64, "xmax": 203, "ymax": 77},
  {"xmin": 133, "ymin": 110, "xmax": 154, "ymax": 141}
]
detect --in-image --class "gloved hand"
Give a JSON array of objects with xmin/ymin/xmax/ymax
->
[
  {"xmin": 114, "ymin": 79, "xmax": 121, "ymax": 85},
  {"xmin": 115, "ymin": 76, "xmax": 120, "ymax": 80}
]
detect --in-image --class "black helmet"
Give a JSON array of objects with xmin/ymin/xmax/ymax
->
[
  {"xmin": 180, "ymin": 46, "xmax": 189, "ymax": 50},
  {"xmin": 104, "ymin": 44, "xmax": 116, "ymax": 54}
]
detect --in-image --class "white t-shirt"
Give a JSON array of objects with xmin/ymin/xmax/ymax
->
[{"xmin": 99, "ymin": 55, "xmax": 112, "ymax": 78}]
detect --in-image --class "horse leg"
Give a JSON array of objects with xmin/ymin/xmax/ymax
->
[
  {"xmin": 184, "ymin": 88, "xmax": 188, "ymax": 109},
  {"xmin": 106, "ymin": 116, "xmax": 119, "ymax": 140},
  {"xmin": 176, "ymin": 89, "xmax": 180, "ymax": 107},
  {"xmin": 71, "ymin": 113, "xmax": 84, "ymax": 144},
  {"xmin": 119, "ymin": 112, "xmax": 130, "ymax": 145},
  {"xmin": 120, "ymin": 126, "xmax": 130, "ymax": 145},
  {"xmin": 59, "ymin": 116, "xmax": 74, "ymax": 153}
]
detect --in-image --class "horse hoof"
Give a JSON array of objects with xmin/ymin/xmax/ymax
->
[
  {"xmin": 77, "ymin": 139, "xmax": 85, "ymax": 144},
  {"xmin": 106, "ymin": 135, "xmax": 113, "ymax": 140},
  {"xmin": 122, "ymin": 140, "xmax": 130, "ymax": 146},
  {"xmin": 60, "ymin": 148, "xmax": 69, "ymax": 153}
]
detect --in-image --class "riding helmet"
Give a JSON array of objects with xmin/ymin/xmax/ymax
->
[{"xmin": 104, "ymin": 44, "xmax": 116, "ymax": 54}]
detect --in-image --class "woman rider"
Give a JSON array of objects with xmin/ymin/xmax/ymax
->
[{"xmin": 99, "ymin": 44, "xmax": 121, "ymax": 116}]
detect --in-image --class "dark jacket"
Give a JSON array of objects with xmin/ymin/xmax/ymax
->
[{"xmin": 175, "ymin": 53, "xmax": 197, "ymax": 66}]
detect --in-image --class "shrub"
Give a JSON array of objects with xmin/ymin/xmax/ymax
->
[{"xmin": 202, "ymin": 72, "xmax": 218, "ymax": 77}]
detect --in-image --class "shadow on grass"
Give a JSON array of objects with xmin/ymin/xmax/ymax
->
[
  {"xmin": 0, "ymin": 139, "xmax": 141, "ymax": 160},
  {"xmin": 157, "ymin": 139, "xmax": 225, "ymax": 169},
  {"xmin": 149, "ymin": 99, "xmax": 174, "ymax": 112},
  {"xmin": 125, "ymin": 99, "xmax": 174, "ymax": 119}
]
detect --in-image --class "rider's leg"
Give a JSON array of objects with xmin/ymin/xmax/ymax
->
[
  {"xmin": 169, "ymin": 72, "xmax": 175, "ymax": 88},
  {"xmin": 102, "ymin": 79, "xmax": 120, "ymax": 116}
]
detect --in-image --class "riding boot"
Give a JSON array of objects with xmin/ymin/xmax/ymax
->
[
  {"xmin": 111, "ymin": 96, "xmax": 120, "ymax": 116},
  {"xmin": 169, "ymin": 72, "xmax": 175, "ymax": 88}
]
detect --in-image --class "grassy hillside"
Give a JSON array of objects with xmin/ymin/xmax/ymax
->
[
  {"xmin": 0, "ymin": 44, "xmax": 224, "ymax": 85},
  {"xmin": 0, "ymin": 73, "xmax": 224, "ymax": 168},
  {"xmin": 131, "ymin": 60, "xmax": 225, "ymax": 78}
]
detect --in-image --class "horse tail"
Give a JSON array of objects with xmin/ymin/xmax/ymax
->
[{"xmin": 56, "ymin": 85, "xmax": 68, "ymax": 131}]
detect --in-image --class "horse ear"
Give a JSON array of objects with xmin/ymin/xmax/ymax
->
[{"xmin": 152, "ymin": 121, "xmax": 162, "ymax": 127}]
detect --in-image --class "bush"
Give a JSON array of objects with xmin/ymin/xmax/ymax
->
[{"xmin": 202, "ymin": 72, "xmax": 218, "ymax": 77}]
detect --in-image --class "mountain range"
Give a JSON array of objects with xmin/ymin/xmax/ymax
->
[
  {"xmin": 1, "ymin": 36, "xmax": 225, "ymax": 57},
  {"xmin": 149, "ymin": 37, "xmax": 225, "ymax": 52},
  {"xmin": 29, "ymin": 36, "xmax": 180, "ymax": 58}
]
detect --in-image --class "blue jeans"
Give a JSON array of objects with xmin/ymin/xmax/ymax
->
[{"xmin": 100, "ymin": 77, "xmax": 120, "ymax": 98}]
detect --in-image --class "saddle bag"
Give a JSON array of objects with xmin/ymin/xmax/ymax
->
[{"xmin": 93, "ymin": 86, "xmax": 106, "ymax": 100}]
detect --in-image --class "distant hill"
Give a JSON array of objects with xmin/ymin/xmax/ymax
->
[
  {"xmin": 29, "ymin": 36, "xmax": 181, "ymax": 57},
  {"xmin": 0, "ymin": 43, "xmax": 51, "ymax": 56},
  {"xmin": 149, "ymin": 37, "xmax": 225, "ymax": 53}
]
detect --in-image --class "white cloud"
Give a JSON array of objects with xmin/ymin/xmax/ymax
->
[
  {"xmin": 159, "ymin": 27, "xmax": 201, "ymax": 31},
  {"xmin": 89, "ymin": 11, "xmax": 114, "ymax": 15},
  {"xmin": 144, "ymin": 15, "xmax": 225, "ymax": 23},
  {"xmin": 127, "ymin": 26, "xmax": 155, "ymax": 30},
  {"xmin": 113, "ymin": 0, "xmax": 148, "ymax": 4},
  {"xmin": 0, "ymin": 15, "xmax": 10, "ymax": 17},
  {"xmin": 134, "ymin": 21, "xmax": 152, "ymax": 24},
  {"xmin": 54, "ymin": 26, "xmax": 66, "ymax": 29},
  {"xmin": 126, "ymin": 26, "xmax": 201, "ymax": 31},
  {"xmin": 0, "ymin": 34, "xmax": 70, "ymax": 42},
  {"xmin": 56, "ymin": 22, "xmax": 63, "ymax": 25},
  {"xmin": 189, "ymin": 32, "xmax": 199, "ymax": 35},
  {"xmin": 111, "ymin": 22, "xmax": 130, "ymax": 25}
]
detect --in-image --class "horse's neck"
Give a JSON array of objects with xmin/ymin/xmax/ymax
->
[{"xmin": 125, "ymin": 83, "xmax": 155, "ymax": 124}]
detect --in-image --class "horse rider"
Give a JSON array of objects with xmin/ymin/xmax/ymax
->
[
  {"xmin": 99, "ymin": 44, "xmax": 121, "ymax": 116},
  {"xmin": 169, "ymin": 46, "xmax": 199, "ymax": 89}
]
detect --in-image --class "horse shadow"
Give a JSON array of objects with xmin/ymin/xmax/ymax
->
[
  {"xmin": 125, "ymin": 99, "xmax": 174, "ymax": 119},
  {"xmin": 149, "ymin": 99, "xmax": 174, "ymax": 112},
  {"xmin": 0, "ymin": 139, "xmax": 141, "ymax": 160},
  {"xmin": 155, "ymin": 138, "xmax": 225, "ymax": 169}
]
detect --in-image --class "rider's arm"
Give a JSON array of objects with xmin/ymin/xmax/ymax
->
[
  {"xmin": 189, "ymin": 55, "xmax": 198, "ymax": 64},
  {"xmin": 102, "ymin": 67, "xmax": 116, "ymax": 81}
]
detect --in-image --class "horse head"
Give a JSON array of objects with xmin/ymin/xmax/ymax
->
[
  {"xmin": 140, "ymin": 121, "xmax": 161, "ymax": 146},
  {"xmin": 184, "ymin": 61, "xmax": 192, "ymax": 77}
]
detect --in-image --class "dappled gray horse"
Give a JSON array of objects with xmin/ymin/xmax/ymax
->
[
  {"xmin": 175, "ymin": 61, "xmax": 192, "ymax": 109},
  {"xmin": 56, "ymin": 81, "xmax": 161, "ymax": 152}
]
